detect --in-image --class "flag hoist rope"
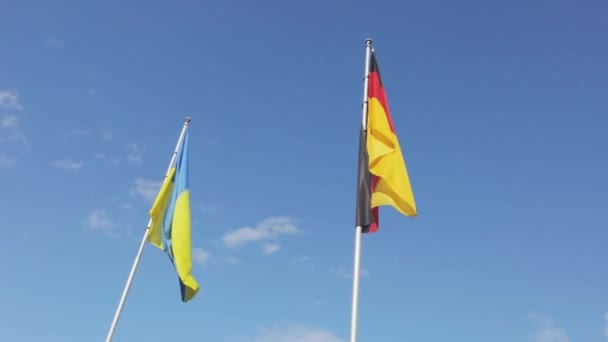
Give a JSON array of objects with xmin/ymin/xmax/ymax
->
[
  {"xmin": 350, "ymin": 38, "xmax": 373, "ymax": 342},
  {"xmin": 104, "ymin": 117, "xmax": 192, "ymax": 342}
]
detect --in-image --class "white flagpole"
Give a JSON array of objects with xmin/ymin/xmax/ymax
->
[
  {"xmin": 104, "ymin": 117, "xmax": 192, "ymax": 342},
  {"xmin": 350, "ymin": 38, "xmax": 373, "ymax": 342}
]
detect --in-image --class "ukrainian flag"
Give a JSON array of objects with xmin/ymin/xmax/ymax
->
[{"xmin": 147, "ymin": 130, "xmax": 199, "ymax": 302}]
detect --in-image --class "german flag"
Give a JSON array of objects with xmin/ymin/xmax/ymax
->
[{"xmin": 355, "ymin": 50, "xmax": 417, "ymax": 233}]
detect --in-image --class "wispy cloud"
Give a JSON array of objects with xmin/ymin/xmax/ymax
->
[
  {"xmin": 0, "ymin": 90, "xmax": 23, "ymax": 110},
  {"xmin": 101, "ymin": 129, "xmax": 112, "ymax": 141},
  {"xmin": 202, "ymin": 137, "xmax": 219, "ymax": 147},
  {"xmin": 199, "ymin": 203, "xmax": 221, "ymax": 215},
  {"xmin": 0, "ymin": 154, "xmax": 16, "ymax": 168},
  {"xmin": 131, "ymin": 178, "xmax": 163, "ymax": 202},
  {"xmin": 62, "ymin": 128, "xmax": 89, "ymax": 139},
  {"xmin": 51, "ymin": 158, "xmax": 84, "ymax": 170},
  {"xmin": 0, "ymin": 113, "xmax": 27, "ymax": 145},
  {"xmin": 84, "ymin": 209, "xmax": 116, "ymax": 236},
  {"xmin": 0, "ymin": 91, "xmax": 28, "ymax": 147},
  {"xmin": 58, "ymin": 127, "xmax": 144, "ymax": 167},
  {"xmin": 293, "ymin": 256, "xmax": 312, "ymax": 264},
  {"xmin": 331, "ymin": 265, "xmax": 369, "ymax": 279},
  {"xmin": 223, "ymin": 256, "xmax": 240, "ymax": 265},
  {"xmin": 263, "ymin": 244, "xmax": 281, "ymax": 255},
  {"xmin": 125, "ymin": 154, "xmax": 143, "ymax": 165},
  {"xmin": 72, "ymin": 129, "xmax": 89, "ymax": 135},
  {"xmin": 222, "ymin": 216, "xmax": 299, "ymax": 249},
  {"xmin": 123, "ymin": 143, "xmax": 144, "ymax": 165},
  {"xmin": 527, "ymin": 314, "xmax": 569, "ymax": 342},
  {"xmin": 86, "ymin": 140, "xmax": 145, "ymax": 167},
  {"xmin": 192, "ymin": 247, "xmax": 210, "ymax": 266},
  {"xmin": 70, "ymin": 129, "xmax": 89, "ymax": 136},
  {"xmin": 292, "ymin": 256, "xmax": 315, "ymax": 269},
  {"xmin": 254, "ymin": 324, "xmax": 345, "ymax": 342},
  {"xmin": 124, "ymin": 143, "xmax": 144, "ymax": 153},
  {"xmin": 1, "ymin": 113, "xmax": 18, "ymax": 127},
  {"xmin": 92, "ymin": 153, "xmax": 121, "ymax": 166},
  {"xmin": 46, "ymin": 37, "xmax": 65, "ymax": 48}
]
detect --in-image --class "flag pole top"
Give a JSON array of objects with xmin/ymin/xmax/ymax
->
[
  {"xmin": 365, "ymin": 38, "xmax": 372, "ymax": 47},
  {"xmin": 185, "ymin": 117, "xmax": 192, "ymax": 124}
]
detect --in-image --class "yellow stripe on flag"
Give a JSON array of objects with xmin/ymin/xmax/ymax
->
[
  {"xmin": 170, "ymin": 189, "xmax": 198, "ymax": 302},
  {"xmin": 367, "ymin": 97, "xmax": 416, "ymax": 217},
  {"xmin": 147, "ymin": 167, "xmax": 176, "ymax": 250},
  {"xmin": 366, "ymin": 51, "xmax": 417, "ymax": 217}
]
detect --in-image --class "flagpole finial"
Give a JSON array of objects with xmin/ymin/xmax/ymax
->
[
  {"xmin": 365, "ymin": 38, "xmax": 372, "ymax": 47},
  {"xmin": 185, "ymin": 117, "xmax": 192, "ymax": 124}
]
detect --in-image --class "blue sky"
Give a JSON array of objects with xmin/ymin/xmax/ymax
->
[{"xmin": 1, "ymin": 0, "xmax": 607, "ymax": 341}]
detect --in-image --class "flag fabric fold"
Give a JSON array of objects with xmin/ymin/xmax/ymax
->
[
  {"xmin": 147, "ymin": 130, "xmax": 199, "ymax": 302},
  {"xmin": 355, "ymin": 50, "xmax": 417, "ymax": 233},
  {"xmin": 355, "ymin": 127, "xmax": 379, "ymax": 233}
]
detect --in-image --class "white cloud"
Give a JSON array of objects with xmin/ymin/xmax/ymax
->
[
  {"xmin": 293, "ymin": 256, "xmax": 311, "ymax": 264},
  {"xmin": 527, "ymin": 314, "xmax": 569, "ymax": 342},
  {"xmin": 124, "ymin": 143, "xmax": 144, "ymax": 153},
  {"xmin": 102, "ymin": 129, "xmax": 112, "ymax": 141},
  {"xmin": 192, "ymin": 247, "xmax": 210, "ymax": 266},
  {"xmin": 51, "ymin": 158, "xmax": 84, "ymax": 170},
  {"xmin": 46, "ymin": 37, "xmax": 65, "ymax": 48},
  {"xmin": 263, "ymin": 244, "xmax": 281, "ymax": 255},
  {"xmin": 199, "ymin": 203, "xmax": 221, "ymax": 215},
  {"xmin": 85, "ymin": 209, "xmax": 115, "ymax": 235},
  {"xmin": 0, "ymin": 91, "xmax": 28, "ymax": 148},
  {"xmin": 292, "ymin": 256, "xmax": 315, "ymax": 270},
  {"xmin": 125, "ymin": 154, "xmax": 143, "ymax": 165},
  {"xmin": 71, "ymin": 129, "xmax": 89, "ymax": 136},
  {"xmin": 93, "ymin": 153, "xmax": 120, "ymax": 166},
  {"xmin": 131, "ymin": 178, "xmax": 163, "ymax": 202},
  {"xmin": 92, "ymin": 148, "xmax": 143, "ymax": 166},
  {"xmin": 0, "ymin": 154, "xmax": 16, "ymax": 167},
  {"xmin": 1, "ymin": 113, "xmax": 18, "ymax": 127},
  {"xmin": 222, "ymin": 216, "xmax": 299, "ymax": 248},
  {"xmin": 202, "ymin": 137, "xmax": 219, "ymax": 147},
  {"xmin": 254, "ymin": 324, "xmax": 345, "ymax": 342},
  {"xmin": 122, "ymin": 143, "xmax": 144, "ymax": 165},
  {"xmin": 0, "ymin": 113, "xmax": 27, "ymax": 145},
  {"xmin": 0, "ymin": 90, "xmax": 23, "ymax": 110},
  {"xmin": 603, "ymin": 312, "xmax": 608, "ymax": 337},
  {"xmin": 331, "ymin": 265, "xmax": 369, "ymax": 279},
  {"xmin": 224, "ymin": 256, "xmax": 240, "ymax": 265}
]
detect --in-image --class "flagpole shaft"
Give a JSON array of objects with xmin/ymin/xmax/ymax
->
[
  {"xmin": 349, "ymin": 38, "xmax": 373, "ymax": 342},
  {"xmin": 360, "ymin": 39, "xmax": 373, "ymax": 130},
  {"xmin": 104, "ymin": 117, "xmax": 192, "ymax": 342},
  {"xmin": 349, "ymin": 225, "xmax": 363, "ymax": 342},
  {"xmin": 104, "ymin": 228, "xmax": 149, "ymax": 342}
]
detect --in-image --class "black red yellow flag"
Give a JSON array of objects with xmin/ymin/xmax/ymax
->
[{"xmin": 355, "ymin": 51, "xmax": 417, "ymax": 233}]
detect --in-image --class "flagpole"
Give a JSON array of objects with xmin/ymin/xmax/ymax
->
[
  {"xmin": 104, "ymin": 117, "xmax": 192, "ymax": 342},
  {"xmin": 350, "ymin": 38, "xmax": 373, "ymax": 342}
]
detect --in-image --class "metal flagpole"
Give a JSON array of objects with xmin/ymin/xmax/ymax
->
[
  {"xmin": 349, "ymin": 38, "xmax": 373, "ymax": 342},
  {"xmin": 104, "ymin": 117, "xmax": 192, "ymax": 342}
]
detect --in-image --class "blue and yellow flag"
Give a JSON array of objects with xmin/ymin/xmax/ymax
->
[{"xmin": 147, "ymin": 130, "xmax": 199, "ymax": 302}]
